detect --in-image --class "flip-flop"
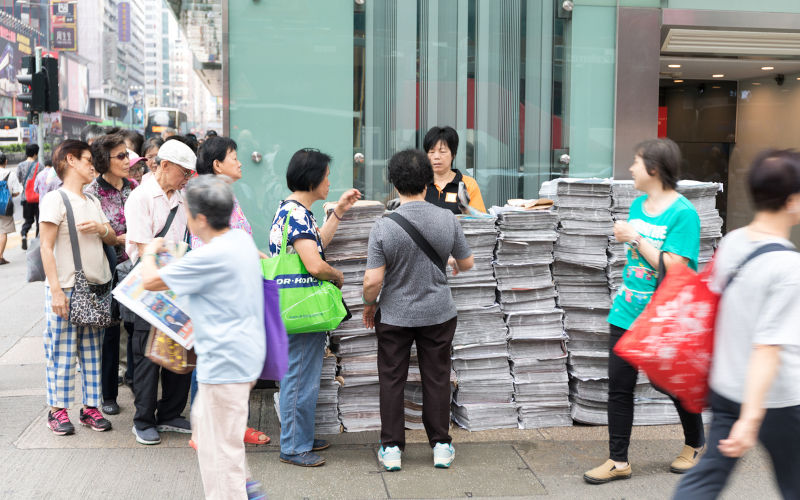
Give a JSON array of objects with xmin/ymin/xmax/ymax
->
[{"xmin": 244, "ymin": 427, "xmax": 270, "ymax": 444}]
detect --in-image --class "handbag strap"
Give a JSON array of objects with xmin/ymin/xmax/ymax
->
[
  {"xmin": 157, "ymin": 205, "xmax": 180, "ymax": 239},
  {"xmin": 386, "ymin": 211, "xmax": 446, "ymax": 276},
  {"xmin": 723, "ymin": 242, "xmax": 796, "ymax": 291},
  {"xmin": 58, "ymin": 190, "xmax": 84, "ymax": 272},
  {"xmin": 655, "ymin": 251, "xmax": 666, "ymax": 288},
  {"xmin": 278, "ymin": 200, "xmax": 326, "ymax": 259}
]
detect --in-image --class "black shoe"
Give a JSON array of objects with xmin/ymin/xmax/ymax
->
[
  {"xmin": 79, "ymin": 407, "xmax": 113, "ymax": 432},
  {"xmin": 102, "ymin": 400, "xmax": 120, "ymax": 415},
  {"xmin": 21, "ymin": 237, "xmax": 27, "ymax": 250}
]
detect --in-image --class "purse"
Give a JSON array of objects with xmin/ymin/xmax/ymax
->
[
  {"xmin": 145, "ymin": 327, "xmax": 196, "ymax": 374},
  {"xmin": 261, "ymin": 204, "xmax": 347, "ymax": 334},
  {"xmin": 614, "ymin": 243, "xmax": 794, "ymax": 413},
  {"xmin": 59, "ymin": 190, "xmax": 114, "ymax": 329},
  {"xmin": 24, "ymin": 161, "xmax": 40, "ymax": 203}
]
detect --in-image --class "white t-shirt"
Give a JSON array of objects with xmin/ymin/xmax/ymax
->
[
  {"xmin": 159, "ymin": 229, "xmax": 266, "ymax": 384},
  {"xmin": 39, "ymin": 189, "xmax": 112, "ymax": 289},
  {"xmin": 709, "ymin": 228, "xmax": 800, "ymax": 408}
]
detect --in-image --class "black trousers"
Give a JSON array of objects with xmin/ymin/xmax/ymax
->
[
  {"xmin": 20, "ymin": 200, "xmax": 38, "ymax": 239},
  {"xmin": 101, "ymin": 321, "xmax": 133, "ymax": 402},
  {"xmin": 674, "ymin": 391, "xmax": 800, "ymax": 499},
  {"xmin": 608, "ymin": 324, "xmax": 705, "ymax": 461},
  {"xmin": 376, "ymin": 311, "xmax": 457, "ymax": 450},
  {"xmin": 131, "ymin": 327, "xmax": 191, "ymax": 431}
]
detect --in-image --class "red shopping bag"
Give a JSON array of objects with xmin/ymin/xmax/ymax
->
[{"xmin": 613, "ymin": 261, "xmax": 718, "ymax": 414}]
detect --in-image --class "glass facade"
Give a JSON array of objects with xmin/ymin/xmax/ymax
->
[{"xmin": 222, "ymin": 0, "xmax": 800, "ymax": 246}]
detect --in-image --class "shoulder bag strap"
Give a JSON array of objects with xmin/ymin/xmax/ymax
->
[
  {"xmin": 156, "ymin": 205, "xmax": 180, "ymax": 239},
  {"xmin": 58, "ymin": 190, "xmax": 83, "ymax": 272},
  {"xmin": 723, "ymin": 242, "xmax": 795, "ymax": 291},
  {"xmin": 386, "ymin": 212, "xmax": 446, "ymax": 276}
]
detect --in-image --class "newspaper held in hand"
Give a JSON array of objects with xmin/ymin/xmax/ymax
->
[{"xmin": 112, "ymin": 248, "xmax": 194, "ymax": 349}]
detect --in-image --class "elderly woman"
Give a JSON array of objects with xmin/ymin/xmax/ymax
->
[
  {"xmin": 39, "ymin": 139, "xmax": 118, "ymax": 435},
  {"xmin": 140, "ymin": 175, "xmax": 266, "ymax": 499},
  {"xmin": 140, "ymin": 137, "xmax": 164, "ymax": 182},
  {"xmin": 86, "ymin": 132, "xmax": 136, "ymax": 416},
  {"xmin": 269, "ymin": 148, "xmax": 361, "ymax": 467},
  {"xmin": 584, "ymin": 138, "xmax": 705, "ymax": 484},
  {"xmin": 363, "ymin": 149, "xmax": 473, "ymax": 471},
  {"xmin": 423, "ymin": 126, "xmax": 485, "ymax": 214},
  {"xmin": 192, "ymin": 135, "xmax": 270, "ymax": 446}
]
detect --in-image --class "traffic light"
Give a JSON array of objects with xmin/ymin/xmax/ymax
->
[
  {"xmin": 17, "ymin": 55, "xmax": 46, "ymax": 112},
  {"xmin": 42, "ymin": 56, "xmax": 59, "ymax": 112}
]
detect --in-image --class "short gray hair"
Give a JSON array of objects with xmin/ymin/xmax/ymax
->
[{"xmin": 184, "ymin": 175, "xmax": 234, "ymax": 230}]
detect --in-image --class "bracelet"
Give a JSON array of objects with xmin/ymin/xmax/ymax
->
[
  {"xmin": 101, "ymin": 226, "xmax": 110, "ymax": 238},
  {"xmin": 143, "ymin": 252, "xmax": 158, "ymax": 259},
  {"xmin": 331, "ymin": 210, "xmax": 343, "ymax": 221},
  {"xmin": 362, "ymin": 295, "xmax": 377, "ymax": 305}
]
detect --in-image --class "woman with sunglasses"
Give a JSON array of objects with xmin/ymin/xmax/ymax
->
[
  {"xmin": 39, "ymin": 140, "xmax": 118, "ymax": 435},
  {"xmin": 86, "ymin": 132, "xmax": 137, "ymax": 416}
]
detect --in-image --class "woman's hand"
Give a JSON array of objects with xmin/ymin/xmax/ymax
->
[
  {"xmin": 448, "ymin": 257, "xmax": 460, "ymax": 276},
  {"xmin": 613, "ymin": 221, "xmax": 639, "ymax": 243},
  {"xmin": 258, "ymin": 250, "xmax": 269, "ymax": 259},
  {"xmin": 116, "ymin": 233, "xmax": 126, "ymax": 246},
  {"xmin": 718, "ymin": 418, "xmax": 760, "ymax": 457},
  {"xmin": 51, "ymin": 289, "xmax": 69, "ymax": 320},
  {"xmin": 76, "ymin": 220, "xmax": 105, "ymax": 235},
  {"xmin": 144, "ymin": 237, "xmax": 167, "ymax": 256},
  {"xmin": 335, "ymin": 189, "xmax": 362, "ymax": 214},
  {"xmin": 330, "ymin": 269, "xmax": 344, "ymax": 289},
  {"xmin": 362, "ymin": 303, "xmax": 377, "ymax": 329}
]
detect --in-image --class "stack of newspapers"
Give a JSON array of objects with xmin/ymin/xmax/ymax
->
[
  {"xmin": 274, "ymin": 350, "xmax": 341, "ymax": 434},
  {"xmin": 449, "ymin": 214, "xmax": 517, "ymax": 431},
  {"xmin": 323, "ymin": 200, "xmax": 385, "ymax": 433},
  {"xmin": 677, "ymin": 181, "xmax": 724, "ymax": 265},
  {"xmin": 492, "ymin": 207, "xmax": 571, "ymax": 428}
]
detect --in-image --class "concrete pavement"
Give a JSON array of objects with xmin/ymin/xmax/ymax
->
[{"xmin": 0, "ymin": 242, "xmax": 781, "ymax": 499}]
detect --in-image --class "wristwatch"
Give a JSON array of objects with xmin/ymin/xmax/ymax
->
[{"xmin": 629, "ymin": 235, "xmax": 643, "ymax": 249}]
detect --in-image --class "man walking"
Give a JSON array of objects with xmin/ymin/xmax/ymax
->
[
  {"xmin": 15, "ymin": 143, "xmax": 41, "ymax": 249},
  {"xmin": 673, "ymin": 149, "xmax": 800, "ymax": 499},
  {"xmin": 123, "ymin": 139, "xmax": 196, "ymax": 445}
]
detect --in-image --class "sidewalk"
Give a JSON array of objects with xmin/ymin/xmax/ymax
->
[{"xmin": 0, "ymin": 243, "xmax": 781, "ymax": 499}]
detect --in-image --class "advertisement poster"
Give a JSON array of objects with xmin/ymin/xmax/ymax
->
[
  {"xmin": 51, "ymin": 1, "xmax": 77, "ymax": 51},
  {"xmin": 113, "ymin": 253, "xmax": 195, "ymax": 349},
  {"xmin": 58, "ymin": 56, "xmax": 89, "ymax": 114},
  {"xmin": 0, "ymin": 22, "xmax": 32, "ymax": 97}
]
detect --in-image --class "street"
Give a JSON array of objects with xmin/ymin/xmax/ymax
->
[{"xmin": 0, "ymin": 233, "xmax": 781, "ymax": 500}]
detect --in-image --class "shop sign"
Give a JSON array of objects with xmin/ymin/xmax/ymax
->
[
  {"xmin": 51, "ymin": 1, "xmax": 77, "ymax": 51},
  {"xmin": 118, "ymin": 3, "xmax": 131, "ymax": 43}
]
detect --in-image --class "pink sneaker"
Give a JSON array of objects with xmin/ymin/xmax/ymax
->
[
  {"xmin": 47, "ymin": 408, "xmax": 75, "ymax": 436},
  {"xmin": 80, "ymin": 407, "xmax": 112, "ymax": 432}
]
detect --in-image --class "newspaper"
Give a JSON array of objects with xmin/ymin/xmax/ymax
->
[{"xmin": 112, "ymin": 249, "xmax": 194, "ymax": 349}]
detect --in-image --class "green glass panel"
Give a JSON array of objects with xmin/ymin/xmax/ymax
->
[
  {"xmin": 228, "ymin": 0, "xmax": 354, "ymax": 248},
  {"xmin": 567, "ymin": 4, "xmax": 616, "ymax": 178}
]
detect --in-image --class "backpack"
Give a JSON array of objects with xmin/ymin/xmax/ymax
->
[
  {"xmin": 0, "ymin": 170, "xmax": 12, "ymax": 216},
  {"xmin": 24, "ymin": 161, "xmax": 40, "ymax": 203}
]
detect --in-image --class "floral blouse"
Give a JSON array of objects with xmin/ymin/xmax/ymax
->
[
  {"xmin": 84, "ymin": 175, "xmax": 137, "ymax": 263},
  {"xmin": 190, "ymin": 196, "xmax": 253, "ymax": 249}
]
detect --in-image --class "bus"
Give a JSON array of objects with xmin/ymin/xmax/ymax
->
[
  {"xmin": 144, "ymin": 107, "xmax": 189, "ymax": 139},
  {"xmin": 0, "ymin": 116, "xmax": 29, "ymax": 144}
]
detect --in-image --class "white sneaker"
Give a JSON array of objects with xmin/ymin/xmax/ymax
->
[
  {"xmin": 433, "ymin": 442, "xmax": 455, "ymax": 468},
  {"xmin": 378, "ymin": 445, "xmax": 401, "ymax": 471}
]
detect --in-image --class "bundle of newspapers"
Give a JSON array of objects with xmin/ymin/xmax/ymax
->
[
  {"xmin": 449, "ymin": 214, "xmax": 517, "ymax": 430},
  {"xmin": 322, "ymin": 200, "xmax": 385, "ymax": 432},
  {"xmin": 492, "ymin": 207, "xmax": 571, "ymax": 428},
  {"xmin": 676, "ymin": 181, "xmax": 724, "ymax": 265}
]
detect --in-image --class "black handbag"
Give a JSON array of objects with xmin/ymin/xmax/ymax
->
[{"xmin": 59, "ymin": 191, "xmax": 114, "ymax": 329}]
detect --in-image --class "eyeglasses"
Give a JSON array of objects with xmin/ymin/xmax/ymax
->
[
  {"xmin": 111, "ymin": 151, "xmax": 130, "ymax": 161},
  {"xmin": 80, "ymin": 155, "xmax": 93, "ymax": 165},
  {"xmin": 172, "ymin": 163, "xmax": 194, "ymax": 179}
]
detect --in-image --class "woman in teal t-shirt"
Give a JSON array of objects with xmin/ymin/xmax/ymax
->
[{"xmin": 584, "ymin": 138, "xmax": 706, "ymax": 485}]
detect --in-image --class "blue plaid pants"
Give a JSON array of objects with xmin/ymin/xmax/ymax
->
[{"xmin": 44, "ymin": 287, "xmax": 103, "ymax": 408}]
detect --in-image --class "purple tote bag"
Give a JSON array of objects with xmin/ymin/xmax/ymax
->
[{"xmin": 260, "ymin": 278, "xmax": 289, "ymax": 381}]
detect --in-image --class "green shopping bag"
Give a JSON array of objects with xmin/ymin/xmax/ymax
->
[{"xmin": 261, "ymin": 206, "xmax": 347, "ymax": 334}]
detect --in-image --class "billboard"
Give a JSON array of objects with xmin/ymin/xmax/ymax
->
[
  {"xmin": 118, "ymin": 3, "xmax": 131, "ymax": 43},
  {"xmin": 51, "ymin": 1, "xmax": 77, "ymax": 51},
  {"xmin": 59, "ymin": 56, "xmax": 89, "ymax": 114},
  {"xmin": 0, "ymin": 22, "xmax": 35, "ymax": 98}
]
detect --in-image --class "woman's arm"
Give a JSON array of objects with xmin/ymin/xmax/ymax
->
[
  {"xmin": 40, "ymin": 222, "xmax": 68, "ymax": 319},
  {"xmin": 362, "ymin": 266, "xmax": 385, "ymax": 329},
  {"xmin": 294, "ymin": 238, "xmax": 343, "ymax": 287},
  {"xmin": 141, "ymin": 238, "xmax": 169, "ymax": 291},
  {"xmin": 318, "ymin": 188, "xmax": 362, "ymax": 247},
  {"xmin": 613, "ymin": 221, "xmax": 688, "ymax": 270}
]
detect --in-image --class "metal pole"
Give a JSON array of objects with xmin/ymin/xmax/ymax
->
[{"xmin": 35, "ymin": 46, "xmax": 43, "ymax": 165}]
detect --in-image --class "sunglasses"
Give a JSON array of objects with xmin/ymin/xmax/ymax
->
[
  {"xmin": 111, "ymin": 151, "xmax": 130, "ymax": 161},
  {"xmin": 172, "ymin": 163, "xmax": 194, "ymax": 179}
]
